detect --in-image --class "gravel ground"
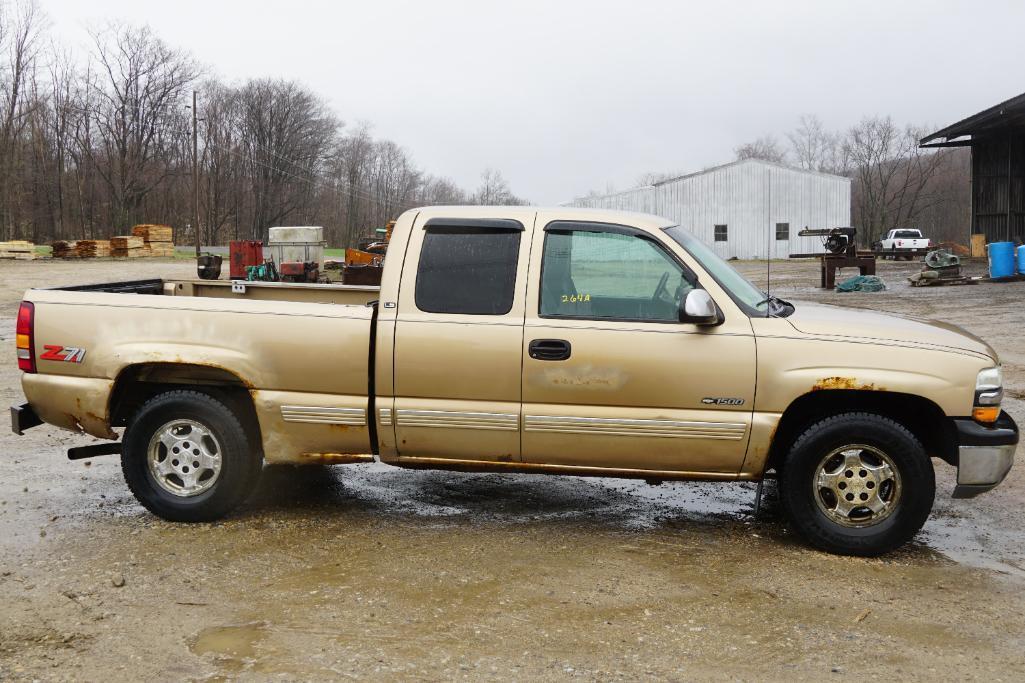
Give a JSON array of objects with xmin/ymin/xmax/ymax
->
[{"xmin": 1, "ymin": 256, "xmax": 1024, "ymax": 681}]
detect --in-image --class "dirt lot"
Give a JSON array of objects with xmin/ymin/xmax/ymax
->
[{"xmin": 1, "ymin": 256, "xmax": 1024, "ymax": 681}]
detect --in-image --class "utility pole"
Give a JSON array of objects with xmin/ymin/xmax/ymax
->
[{"xmin": 192, "ymin": 90, "xmax": 200, "ymax": 258}]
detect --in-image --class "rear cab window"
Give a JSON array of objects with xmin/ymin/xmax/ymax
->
[{"xmin": 414, "ymin": 219, "xmax": 523, "ymax": 315}]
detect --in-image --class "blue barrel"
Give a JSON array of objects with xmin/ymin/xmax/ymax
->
[
  {"xmin": 988, "ymin": 242, "xmax": 1016, "ymax": 279},
  {"xmin": 1018, "ymin": 244, "xmax": 1025, "ymax": 274}
]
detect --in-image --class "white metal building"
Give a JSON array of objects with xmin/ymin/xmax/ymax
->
[{"xmin": 568, "ymin": 158, "xmax": 851, "ymax": 260}]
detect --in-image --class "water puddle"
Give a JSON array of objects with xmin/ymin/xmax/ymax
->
[
  {"xmin": 239, "ymin": 463, "xmax": 1025, "ymax": 577},
  {"xmin": 190, "ymin": 621, "xmax": 268, "ymax": 671}
]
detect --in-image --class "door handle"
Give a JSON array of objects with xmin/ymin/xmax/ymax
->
[{"xmin": 529, "ymin": 339, "xmax": 572, "ymax": 361}]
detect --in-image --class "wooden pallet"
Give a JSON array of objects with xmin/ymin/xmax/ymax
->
[
  {"xmin": 51, "ymin": 240, "xmax": 79, "ymax": 258},
  {"xmin": 143, "ymin": 241, "xmax": 175, "ymax": 257},
  {"xmin": 131, "ymin": 224, "xmax": 173, "ymax": 242},
  {"xmin": 0, "ymin": 240, "xmax": 37, "ymax": 260},
  {"xmin": 76, "ymin": 240, "xmax": 111, "ymax": 258},
  {"xmin": 909, "ymin": 276, "xmax": 979, "ymax": 287},
  {"xmin": 111, "ymin": 235, "xmax": 144, "ymax": 250},
  {"xmin": 111, "ymin": 248, "xmax": 144, "ymax": 258}
]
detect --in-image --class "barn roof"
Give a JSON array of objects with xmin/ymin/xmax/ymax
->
[
  {"xmin": 921, "ymin": 91, "xmax": 1025, "ymax": 147},
  {"xmin": 651, "ymin": 157, "xmax": 849, "ymax": 186}
]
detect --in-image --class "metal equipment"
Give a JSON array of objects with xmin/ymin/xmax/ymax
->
[
  {"xmin": 279, "ymin": 261, "xmax": 319, "ymax": 283},
  {"xmin": 794, "ymin": 227, "xmax": 877, "ymax": 289},
  {"xmin": 245, "ymin": 260, "xmax": 278, "ymax": 282},
  {"xmin": 197, "ymin": 254, "xmax": 222, "ymax": 280},
  {"xmin": 909, "ymin": 249, "xmax": 976, "ymax": 287},
  {"xmin": 230, "ymin": 240, "xmax": 263, "ymax": 279}
]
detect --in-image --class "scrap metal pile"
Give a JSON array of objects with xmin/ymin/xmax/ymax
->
[{"xmin": 908, "ymin": 249, "xmax": 977, "ymax": 287}]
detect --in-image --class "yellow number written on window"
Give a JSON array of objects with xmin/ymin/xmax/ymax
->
[{"xmin": 560, "ymin": 294, "xmax": 591, "ymax": 303}]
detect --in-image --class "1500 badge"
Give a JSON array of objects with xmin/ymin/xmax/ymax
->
[
  {"xmin": 702, "ymin": 397, "xmax": 745, "ymax": 406},
  {"xmin": 39, "ymin": 345, "xmax": 86, "ymax": 363}
]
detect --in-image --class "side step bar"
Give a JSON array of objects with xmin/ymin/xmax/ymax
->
[{"xmin": 68, "ymin": 443, "xmax": 122, "ymax": 460}]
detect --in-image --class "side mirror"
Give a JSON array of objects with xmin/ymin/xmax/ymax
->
[{"xmin": 679, "ymin": 289, "xmax": 721, "ymax": 326}]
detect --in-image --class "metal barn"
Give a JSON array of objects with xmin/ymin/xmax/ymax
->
[
  {"xmin": 921, "ymin": 91, "xmax": 1025, "ymax": 244},
  {"xmin": 569, "ymin": 158, "xmax": 852, "ymax": 260}
]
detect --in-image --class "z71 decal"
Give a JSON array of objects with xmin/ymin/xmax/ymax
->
[{"xmin": 39, "ymin": 345, "xmax": 86, "ymax": 363}]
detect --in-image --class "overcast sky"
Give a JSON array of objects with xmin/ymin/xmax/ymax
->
[{"xmin": 42, "ymin": 0, "xmax": 1025, "ymax": 204}]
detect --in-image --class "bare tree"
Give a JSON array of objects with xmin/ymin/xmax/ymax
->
[
  {"xmin": 734, "ymin": 135, "xmax": 787, "ymax": 164},
  {"xmin": 845, "ymin": 116, "xmax": 947, "ymax": 244},
  {"xmin": 786, "ymin": 114, "xmax": 849, "ymax": 175},
  {"xmin": 635, "ymin": 169, "xmax": 687, "ymax": 186},
  {"xmin": 236, "ymin": 78, "xmax": 337, "ymax": 239},
  {"xmin": 0, "ymin": 0, "xmax": 45, "ymax": 239},
  {"xmin": 333, "ymin": 121, "xmax": 373, "ymax": 245},
  {"xmin": 471, "ymin": 168, "xmax": 525, "ymax": 205},
  {"xmin": 86, "ymin": 22, "xmax": 199, "ymax": 230},
  {"xmin": 418, "ymin": 175, "xmax": 466, "ymax": 205}
]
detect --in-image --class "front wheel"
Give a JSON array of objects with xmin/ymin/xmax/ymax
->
[
  {"xmin": 779, "ymin": 412, "xmax": 935, "ymax": 556},
  {"xmin": 121, "ymin": 390, "xmax": 262, "ymax": 522}
]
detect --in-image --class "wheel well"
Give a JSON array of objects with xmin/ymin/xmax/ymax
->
[
  {"xmin": 109, "ymin": 364, "xmax": 261, "ymax": 446},
  {"xmin": 766, "ymin": 390, "xmax": 957, "ymax": 472}
]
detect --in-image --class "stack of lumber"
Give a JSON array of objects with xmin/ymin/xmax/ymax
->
[
  {"xmin": 132, "ymin": 224, "xmax": 174, "ymax": 257},
  {"xmin": 0, "ymin": 240, "xmax": 37, "ymax": 260},
  {"xmin": 111, "ymin": 235, "xmax": 145, "ymax": 258},
  {"xmin": 51, "ymin": 240, "xmax": 79, "ymax": 258},
  {"xmin": 76, "ymin": 240, "xmax": 111, "ymax": 258}
]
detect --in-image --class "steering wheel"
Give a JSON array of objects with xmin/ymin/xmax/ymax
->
[{"xmin": 652, "ymin": 272, "xmax": 671, "ymax": 302}]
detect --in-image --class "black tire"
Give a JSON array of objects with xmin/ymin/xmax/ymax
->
[
  {"xmin": 778, "ymin": 412, "xmax": 934, "ymax": 556},
  {"xmin": 121, "ymin": 390, "xmax": 262, "ymax": 522}
]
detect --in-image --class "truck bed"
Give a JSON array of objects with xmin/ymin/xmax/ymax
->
[{"xmin": 23, "ymin": 278, "xmax": 379, "ymax": 461}]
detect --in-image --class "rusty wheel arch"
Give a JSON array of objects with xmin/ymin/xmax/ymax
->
[
  {"xmin": 108, "ymin": 363, "xmax": 262, "ymax": 454},
  {"xmin": 765, "ymin": 389, "xmax": 957, "ymax": 475}
]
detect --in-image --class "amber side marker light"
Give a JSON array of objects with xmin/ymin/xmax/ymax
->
[
  {"xmin": 973, "ymin": 406, "xmax": 1000, "ymax": 424},
  {"xmin": 16, "ymin": 301, "xmax": 35, "ymax": 373}
]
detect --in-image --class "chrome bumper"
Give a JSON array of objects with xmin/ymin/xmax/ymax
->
[{"xmin": 951, "ymin": 412, "xmax": 1018, "ymax": 499}]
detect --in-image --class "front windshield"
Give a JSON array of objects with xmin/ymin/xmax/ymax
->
[{"xmin": 662, "ymin": 225, "xmax": 769, "ymax": 314}]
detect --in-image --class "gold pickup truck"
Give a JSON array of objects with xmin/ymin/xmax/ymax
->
[{"xmin": 11, "ymin": 207, "xmax": 1018, "ymax": 555}]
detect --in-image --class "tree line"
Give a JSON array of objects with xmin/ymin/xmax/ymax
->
[
  {"xmin": 0, "ymin": 0, "xmax": 525, "ymax": 248},
  {"xmin": 733, "ymin": 115, "xmax": 969, "ymax": 246}
]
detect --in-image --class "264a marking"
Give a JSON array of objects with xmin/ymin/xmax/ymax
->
[{"xmin": 39, "ymin": 345, "xmax": 86, "ymax": 363}]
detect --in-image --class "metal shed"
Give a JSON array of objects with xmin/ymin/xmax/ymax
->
[
  {"xmin": 568, "ymin": 158, "xmax": 851, "ymax": 260},
  {"xmin": 921, "ymin": 91, "xmax": 1025, "ymax": 244}
]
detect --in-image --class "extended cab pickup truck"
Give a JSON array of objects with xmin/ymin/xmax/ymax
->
[
  {"xmin": 11, "ymin": 207, "xmax": 1018, "ymax": 556},
  {"xmin": 875, "ymin": 228, "xmax": 931, "ymax": 259}
]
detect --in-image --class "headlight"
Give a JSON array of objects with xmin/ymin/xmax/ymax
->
[
  {"xmin": 976, "ymin": 366, "xmax": 1003, "ymax": 405},
  {"xmin": 974, "ymin": 366, "xmax": 1003, "ymax": 423}
]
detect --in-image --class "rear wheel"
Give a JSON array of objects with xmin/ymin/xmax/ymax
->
[
  {"xmin": 122, "ymin": 390, "xmax": 262, "ymax": 522},
  {"xmin": 779, "ymin": 412, "xmax": 934, "ymax": 556}
]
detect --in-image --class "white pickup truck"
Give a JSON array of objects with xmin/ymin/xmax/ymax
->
[{"xmin": 875, "ymin": 229, "xmax": 931, "ymax": 259}]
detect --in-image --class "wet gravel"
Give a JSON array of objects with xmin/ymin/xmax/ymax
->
[{"xmin": 1, "ymin": 257, "xmax": 1024, "ymax": 681}]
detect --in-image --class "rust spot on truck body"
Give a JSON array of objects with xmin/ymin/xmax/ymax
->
[
  {"xmin": 811, "ymin": 377, "xmax": 885, "ymax": 392},
  {"xmin": 297, "ymin": 453, "xmax": 373, "ymax": 465}
]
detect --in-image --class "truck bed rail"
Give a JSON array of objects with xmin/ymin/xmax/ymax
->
[{"xmin": 48, "ymin": 279, "xmax": 166, "ymax": 294}]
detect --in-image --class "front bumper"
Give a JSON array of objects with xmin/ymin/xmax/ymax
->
[
  {"xmin": 11, "ymin": 403, "xmax": 42, "ymax": 435},
  {"xmin": 951, "ymin": 411, "xmax": 1018, "ymax": 498}
]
